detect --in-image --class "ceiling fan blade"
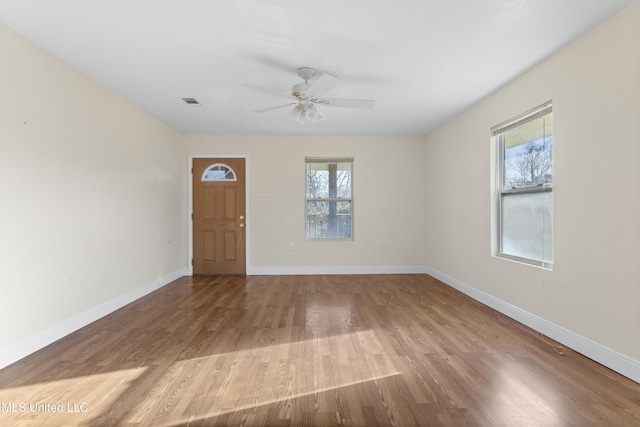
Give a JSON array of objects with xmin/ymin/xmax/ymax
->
[
  {"xmin": 307, "ymin": 73, "xmax": 341, "ymax": 98},
  {"xmin": 253, "ymin": 103, "xmax": 297, "ymax": 113},
  {"xmin": 241, "ymin": 83, "xmax": 296, "ymax": 100},
  {"xmin": 318, "ymin": 98, "xmax": 375, "ymax": 109}
]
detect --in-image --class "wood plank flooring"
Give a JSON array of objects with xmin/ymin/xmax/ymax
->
[{"xmin": 1, "ymin": 274, "xmax": 639, "ymax": 426}]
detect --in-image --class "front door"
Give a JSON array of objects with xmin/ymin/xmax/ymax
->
[{"xmin": 192, "ymin": 158, "xmax": 246, "ymax": 275}]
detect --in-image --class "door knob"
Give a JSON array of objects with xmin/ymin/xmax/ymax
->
[
  {"xmin": 239, "ymin": 223, "xmax": 245, "ymax": 228},
  {"xmin": 239, "ymin": 215, "xmax": 245, "ymax": 220}
]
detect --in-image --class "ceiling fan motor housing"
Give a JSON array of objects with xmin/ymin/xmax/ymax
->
[
  {"xmin": 292, "ymin": 83, "xmax": 312, "ymax": 98},
  {"xmin": 292, "ymin": 67, "xmax": 317, "ymax": 98}
]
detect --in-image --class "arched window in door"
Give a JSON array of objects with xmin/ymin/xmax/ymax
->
[{"xmin": 201, "ymin": 163, "xmax": 237, "ymax": 181}]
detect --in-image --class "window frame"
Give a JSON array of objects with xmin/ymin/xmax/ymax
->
[
  {"xmin": 494, "ymin": 102, "xmax": 553, "ymax": 269},
  {"xmin": 305, "ymin": 157, "xmax": 354, "ymax": 240}
]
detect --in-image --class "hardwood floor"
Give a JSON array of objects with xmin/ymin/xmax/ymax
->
[{"xmin": 1, "ymin": 274, "xmax": 639, "ymax": 426}]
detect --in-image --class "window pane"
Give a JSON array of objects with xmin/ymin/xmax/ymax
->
[
  {"xmin": 205, "ymin": 169, "xmax": 226, "ymax": 180},
  {"xmin": 306, "ymin": 162, "xmax": 352, "ymax": 199},
  {"xmin": 501, "ymin": 192, "xmax": 552, "ymax": 262},
  {"xmin": 306, "ymin": 201, "xmax": 351, "ymax": 238},
  {"xmin": 503, "ymin": 115, "xmax": 552, "ymax": 189},
  {"xmin": 202, "ymin": 164, "xmax": 236, "ymax": 181}
]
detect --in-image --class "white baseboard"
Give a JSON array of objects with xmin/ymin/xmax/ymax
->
[
  {"xmin": 247, "ymin": 265, "xmax": 429, "ymax": 275},
  {"xmin": 0, "ymin": 268, "xmax": 188, "ymax": 370},
  {"xmin": 424, "ymin": 266, "xmax": 640, "ymax": 384}
]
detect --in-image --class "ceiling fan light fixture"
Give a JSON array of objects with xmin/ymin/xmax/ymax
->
[
  {"xmin": 305, "ymin": 105, "xmax": 325, "ymax": 123},
  {"xmin": 289, "ymin": 105, "xmax": 304, "ymax": 123},
  {"xmin": 289, "ymin": 103, "xmax": 325, "ymax": 124}
]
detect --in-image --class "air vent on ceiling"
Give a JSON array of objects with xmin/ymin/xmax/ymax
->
[{"xmin": 181, "ymin": 97, "xmax": 202, "ymax": 106}]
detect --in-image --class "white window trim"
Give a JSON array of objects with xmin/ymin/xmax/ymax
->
[
  {"xmin": 493, "ymin": 101, "xmax": 553, "ymax": 269},
  {"xmin": 305, "ymin": 157, "xmax": 354, "ymax": 240}
]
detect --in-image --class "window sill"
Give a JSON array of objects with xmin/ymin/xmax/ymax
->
[{"xmin": 495, "ymin": 253, "xmax": 553, "ymax": 270}]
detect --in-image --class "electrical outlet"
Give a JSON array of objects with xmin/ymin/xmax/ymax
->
[
  {"xmin": 288, "ymin": 242, "xmax": 294, "ymax": 251},
  {"xmin": 381, "ymin": 241, "xmax": 387, "ymax": 251}
]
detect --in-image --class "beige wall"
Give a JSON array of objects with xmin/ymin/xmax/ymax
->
[
  {"xmin": 424, "ymin": 2, "xmax": 640, "ymax": 360},
  {"xmin": 0, "ymin": 24, "xmax": 185, "ymax": 350},
  {"xmin": 185, "ymin": 135, "xmax": 427, "ymax": 273}
]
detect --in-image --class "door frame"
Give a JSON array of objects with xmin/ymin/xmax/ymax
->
[{"xmin": 187, "ymin": 154, "xmax": 250, "ymax": 276}]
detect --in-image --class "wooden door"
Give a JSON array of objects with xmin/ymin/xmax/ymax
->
[{"xmin": 192, "ymin": 158, "xmax": 246, "ymax": 275}]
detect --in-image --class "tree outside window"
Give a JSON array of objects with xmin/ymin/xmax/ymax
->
[{"xmin": 305, "ymin": 158, "xmax": 353, "ymax": 239}]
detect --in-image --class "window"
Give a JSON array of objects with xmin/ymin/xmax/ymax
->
[
  {"xmin": 202, "ymin": 163, "xmax": 236, "ymax": 181},
  {"xmin": 493, "ymin": 102, "xmax": 553, "ymax": 268},
  {"xmin": 305, "ymin": 157, "xmax": 353, "ymax": 239}
]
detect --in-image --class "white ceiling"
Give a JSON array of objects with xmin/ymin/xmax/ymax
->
[{"xmin": 0, "ymin": 0, "xmax": 634, "ymax": 136}]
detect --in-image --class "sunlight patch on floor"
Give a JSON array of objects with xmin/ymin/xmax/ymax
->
[
  {"xmin": 0, "ymin": 367, "xmax": 147, "ymax": 425},
  {"xmin": 122, "ymin": 330, "xmax": 401, "ymax": 425},
  {"xmin": 487, "ymin": 364, "xmax": 564, "ymax": 426}
]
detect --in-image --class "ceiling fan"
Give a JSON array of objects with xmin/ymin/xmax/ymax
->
[{"xmin": 242, "ymin": 67, "xmax": 375, "ymax": 124}]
